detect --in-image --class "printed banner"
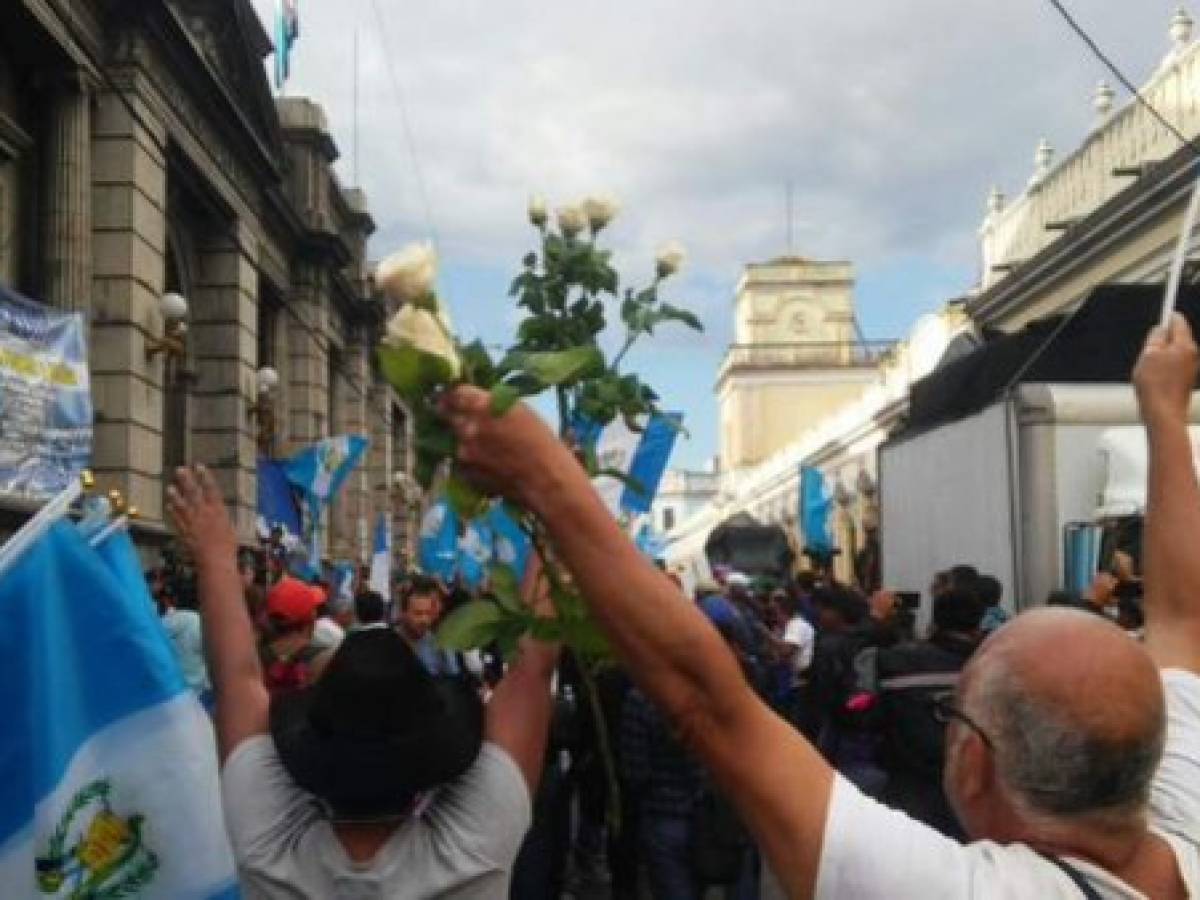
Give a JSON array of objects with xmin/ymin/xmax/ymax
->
[{"xmin": 0, "ymin": 287, "xmax": 91, "ymax": 497}]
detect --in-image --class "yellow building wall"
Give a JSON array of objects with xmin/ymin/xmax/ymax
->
[{"xmin": 720, "ymin": 377, "xmax": 873, "ymax": 469}]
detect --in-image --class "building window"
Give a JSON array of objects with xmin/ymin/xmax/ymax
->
[{"xmin": 663, "ymin": 507, "xmax": 676, "ymax": 532}]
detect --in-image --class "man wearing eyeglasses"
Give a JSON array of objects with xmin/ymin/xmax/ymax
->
[{"xmin": 441, "ymin": 313, "xmax": 1200, "ymax": 898}]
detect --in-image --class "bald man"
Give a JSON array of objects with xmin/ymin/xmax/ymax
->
[{"xmin": 441, "ymin": 314, "xmax": 1200, "ymax": 898}]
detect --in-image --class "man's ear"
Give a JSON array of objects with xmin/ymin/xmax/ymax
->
[{"xmin": 956, "ymin": 730, "xmax": 994, "ymax": 802}]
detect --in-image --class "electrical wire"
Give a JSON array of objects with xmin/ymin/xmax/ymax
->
[
  {"xmin": 1044, "ymin": 0, "xmax": 1200, "ymax": 159},
  {"xmin": 366, "ymin": 0, "xmax": 442, "ymax": 250}
]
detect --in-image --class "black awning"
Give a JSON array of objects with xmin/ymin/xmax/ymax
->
[{"xmin": 900, "ymin": 284, "xmax": 1200, "ymax": 437}]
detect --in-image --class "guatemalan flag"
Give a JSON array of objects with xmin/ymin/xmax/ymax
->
[
  {"xmin": 274, "ymin": 0, "xmax": 300, "ymax": 89},
  {"xmin": 369, "ymin": 513, "xmax": 391, "ymax": 600},
  {"xmin": 800, "ymin": 465, "xmax": 835, "ymax": 555},
  {"xmin": 418, "ymin": 499, "xmax": 459, "ymax": 582},
  {"xmin": 592, "ymin": 413, "xmax": 683, "ymax": 519},
  {"xmin": 486, "ymin": 503, "xmax": 531, "ymax": 581},
  {"xmin": 285, "ymin": 435, "xmax": 369, "ymax": 577},
  {"xmin": 0, "ymin": 520, "xmax": 237, "ymax": 898}
]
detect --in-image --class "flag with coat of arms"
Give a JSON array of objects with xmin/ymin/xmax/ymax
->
[
  {"xmin": 0, "ymin": 503, "xmax": 237, "ymax": 898},
  {"xmin": 284, "ymin": 435, "xmax": 369, "ymax": 577}
]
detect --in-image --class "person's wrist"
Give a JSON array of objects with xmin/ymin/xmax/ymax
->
[
  {"xmin": 1142, "ymin": 401, "xmax": 1188, "ymax": 432},
  {"xmin": 521, "ymin": 444, "xmax": 589, "ymax": 520}
]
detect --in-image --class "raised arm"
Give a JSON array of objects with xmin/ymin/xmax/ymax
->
[
  {"xmin": 167, "ymin": 466, "xmax": 269, "ymax": 760},
  {"xmin": 483, "ymin": 555, "xmax": 561, "ymax": 793},
  {"xmin": 442, "ymin": 388, "xmax": 834, "ymax": 898},
  {"xmin": 1134, "ymin": 313, "xmax": 1200, "ymax": 673}
]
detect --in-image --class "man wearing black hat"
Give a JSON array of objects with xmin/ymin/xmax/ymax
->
[{"xmin": 168, "ymin": 466, "xmax": 558, "ymax": 898}]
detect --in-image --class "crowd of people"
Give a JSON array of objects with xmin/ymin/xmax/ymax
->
[{"xmin": 150, "ymin": 315, "xmax": 1199, "ymax": 898}]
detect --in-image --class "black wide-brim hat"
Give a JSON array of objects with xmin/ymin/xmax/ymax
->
[{"xmin": 270, "ymin": 629, "xmax": 483, "ymax": 818}]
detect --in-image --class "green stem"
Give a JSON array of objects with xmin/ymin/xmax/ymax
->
[
  {"xmin": 580, "ymin": 661, "xmax": 623, "ymax": 838},
  {"xmin": 611, "ymin": 334, "xmax": 638, "ymax": 372}
]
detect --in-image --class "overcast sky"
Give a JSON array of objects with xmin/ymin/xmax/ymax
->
[{"xmin": 250, "ymin": 0, "xmax": 1192, "ymax": 468}]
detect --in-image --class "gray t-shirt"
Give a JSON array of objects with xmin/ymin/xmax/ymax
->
[{"xmin": 221, "ymin": 737, "xmax": 531, "ymax": 899}]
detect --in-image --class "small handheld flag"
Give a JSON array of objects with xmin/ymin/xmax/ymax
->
[{"xmin": 369, "ymin": 513, "xmax": 391, "ymax": 600}]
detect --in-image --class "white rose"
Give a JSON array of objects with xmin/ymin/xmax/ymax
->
[
  {"xmin": 656, "ymin": 240, "xmax": 686, "ymax": 278},
  {"xmin": 382, "ymin": 305, "xmax": 461, "ymax": 379},
  {"xmin": 529, "ymin": 195, "xmax": 549, "ymax": 228},
  {"xmin": 376, "ymin": 241, "xmax": 438, "ymax": 309},
  {"xmin": 556, "ymin": 204, "xmax": 587, "ymax": 239},
  {"xmin": 583, "ymin": 194, "xmax": 620, "ymax": 233}
]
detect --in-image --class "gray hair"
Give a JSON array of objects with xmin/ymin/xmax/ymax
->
[{"xmin": 968, "ymin": 663, "xmax": 1165, "ymax": 822}]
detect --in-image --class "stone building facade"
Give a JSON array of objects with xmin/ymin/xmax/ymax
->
[
  {"xmin": 716, "ymin": 256, "xmax": 888, "ymax": 472},
  {"xmin": 0, "ymin": 0, "xmax": 415, "ymax": 565}
]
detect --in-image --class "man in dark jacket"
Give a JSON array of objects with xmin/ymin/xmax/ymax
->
[{"xmin": 869, "ymin": 587, "xmax": 987, "ymax": 838}]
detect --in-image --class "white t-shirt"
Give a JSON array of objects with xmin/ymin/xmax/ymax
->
[
  {"xmin": 221, "ymin": 738, "xmax": 532, "ymax": 899},
  {"xmin": 311, "ymin": 617, "xmax": 346, "ymax": 652},
  {"xmin": 783, "ymin": 616, "xmax": 816, "ymax": 674},
  {"xmin": 816, "ymin": 669, "xmax": 1200, "ymax": 898}
]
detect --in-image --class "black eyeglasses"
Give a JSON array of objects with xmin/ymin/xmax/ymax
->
[{"xmin": 931, "ymin": 696, "xmax": 994, "ymax": 752}]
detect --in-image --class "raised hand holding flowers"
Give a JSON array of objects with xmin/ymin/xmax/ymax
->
[{"xmin": 375, "ymin": 196, "xmax": 701, "ymax": 660}]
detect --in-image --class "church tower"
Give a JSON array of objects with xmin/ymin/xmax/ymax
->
[{"xmin": 716, "ymin": 256, "xmax": 879, "ymax": 471}]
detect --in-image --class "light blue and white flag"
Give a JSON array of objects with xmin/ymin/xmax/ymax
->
[
  {"xmin": 457, "ymin": 518, "xmax": 493, "ymax": 591},
  {"xmin": 486, "ymin": 503, "xmax": 532, "ymax": 581},
  {"xmin": 800, "ymin": 465, "xmax": 835, "ymax": 555},
  {"xmin": 332, "ymin": 561, "xmax": 356, "ymax": 607},
  {"xmin": 593, "ymin": 413, "xmax": 682, "ymax": 519},
  {"xmin": 0, "ymin": 520, "xmax": 237, "ymax": 898},
  {"xmin": 284, "ymin": 435, "xmax": 369, "ymax": 509},
  {"xmin": 369, "ymin": 513, "xmax": 391, "ymax": 600},
  {"xmin": 418, "ymin": 499, "xmax": 459, "ymax": 582},
  {"xmin": 285, "ymin": 436, "xmax": 368, "ymax": 580},
  {"xmin": 274, "ymin": 0, "xmax": 300, "ymax": 89}
]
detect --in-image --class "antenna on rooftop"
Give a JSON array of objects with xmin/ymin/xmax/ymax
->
[{"xmin": 785, "ymin": 181, "xmax": 796, "ymax": 255}]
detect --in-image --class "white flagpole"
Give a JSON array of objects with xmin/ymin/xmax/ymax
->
[{"xmin": 1161, "ymin": 166, "xmax": 1200, "ymax": 328}]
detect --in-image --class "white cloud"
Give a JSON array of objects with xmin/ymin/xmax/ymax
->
[{"xmin": 252, "ymin": 0, "xmax": 1191, "ymax": 326}]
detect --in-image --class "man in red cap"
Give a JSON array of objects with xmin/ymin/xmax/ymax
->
[{"xmin": 260, "ymin": 577, "xmax": 324, "ymax": 696}]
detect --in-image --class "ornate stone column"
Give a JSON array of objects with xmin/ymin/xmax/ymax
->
[{"xmin": 41, "ymin": 71, "xmax": 92, "ymax": 311}]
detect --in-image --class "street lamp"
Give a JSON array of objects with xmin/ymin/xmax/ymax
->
[
  {"xmin": 145, "ymin": 292, "xmax": 189, "ymax": 363},
  {"xmin": 249, "ymin": 366, "xmax": 278, "ymax": 453}
]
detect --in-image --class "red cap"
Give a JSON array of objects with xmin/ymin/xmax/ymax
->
[{"xmin": 266, "ymin": 577, "xmax": 322, "ymax": 626}]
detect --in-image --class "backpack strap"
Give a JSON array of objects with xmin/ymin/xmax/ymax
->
[
  {"xmin": 878, "ymin": 672, "xmax": 960, "ymax": 692},
  {"xmin": 1036, "ymin": 853, "xmax": 1103, "ymax": 900}
]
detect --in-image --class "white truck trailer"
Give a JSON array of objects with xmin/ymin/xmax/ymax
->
[{"xmin": 879, "ymin": 383, "xmax": 1200, "ymax": 621}]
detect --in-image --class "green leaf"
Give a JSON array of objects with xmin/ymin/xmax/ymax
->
[
  {"xmin": 551, "ymin": 583, "xmax": 588, "ymax": 622},
  {"xmin": 562, "ymin": 618, "xmax": 612, "ymax": 659},
  {"xmin": 437, "ymin": 600, "xmax": 507, "ymax": 650},
  {"xmin": 490, "ymin": 383, "xmax": 521, "ymax": 416},
  {"xmin": 517, "ymin": 347, "xmax": 605, "ymax": 386},
  {"xmin": 444, "ymin": 475, "xmax": 488, "ymax": 520},
  {"xmin": 658, "ymin": 302, "xmax": 703, "ymax": 331},
  {"xmin": 489, "ymin": 564, "xmax": 522, "ymax": 611},
  {"xmin": 459, "ymin": 340, "xmax": 497, "ymax": 388},
  {"xmin": 595, "ymin": 468, "xmax": 646, "ymax": 497},
  {"xmin": 530, "ymin": 617, "xmax": 565, "ymax": 643},
  {"xmin": 377, "ymin": 345, "xmax": 456, "ymax": 401}
]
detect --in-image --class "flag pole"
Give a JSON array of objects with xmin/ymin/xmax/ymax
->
[
  {"xmin": 1161, "ymin": 164, "xmax": 1200, "ymax": 329},
  {"xmin": 353, "ymin": 28, "xmax": 360, "ymax": 186}
]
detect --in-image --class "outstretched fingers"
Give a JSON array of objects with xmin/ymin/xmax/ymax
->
[{"xmin": 195, "ymin": 465, "xmax": 223, "ymax": 505}]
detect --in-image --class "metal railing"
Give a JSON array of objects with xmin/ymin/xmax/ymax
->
[{"xmin": 720, "ymin": 340, "xmax": 897, "ymax": 370}]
